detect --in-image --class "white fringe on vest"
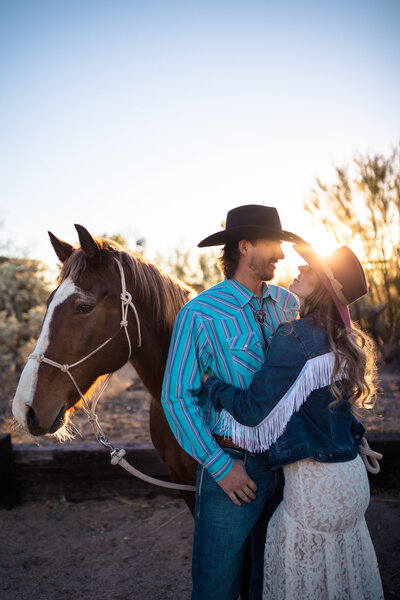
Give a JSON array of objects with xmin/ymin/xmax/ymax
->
[{"xmin": 217, "ymin": 351, "xmax": 341, "ymax": 453}]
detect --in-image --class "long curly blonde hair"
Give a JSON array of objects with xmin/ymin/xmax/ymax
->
[{"xmin": 300, "ymin": 280, "xmax": 378, "ymax": 412}]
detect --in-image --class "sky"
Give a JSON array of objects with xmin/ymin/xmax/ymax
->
[{"xmin": 0, "ymin": 0, "xmax": 399, "ymax": 278}]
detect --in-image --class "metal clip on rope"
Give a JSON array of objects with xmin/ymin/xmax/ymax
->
[{"xmin": 98, "ymin": 435, "xmax": 117, "ymax": 453}]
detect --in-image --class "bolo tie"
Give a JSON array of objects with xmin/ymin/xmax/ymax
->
[
  {"xmin": 251, "ymin": 308, "xmax": 267, "ymax": 325},
  {"xmin": 250, "ymin": 298, "xmax": 269, "ymax": 347}
]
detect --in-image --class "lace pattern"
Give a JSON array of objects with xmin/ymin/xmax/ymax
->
[{"xmin": 263, "ymin": 456, "xmax": 384, "ymax": 600}]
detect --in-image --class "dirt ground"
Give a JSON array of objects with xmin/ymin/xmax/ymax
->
[
  {"xmin": 1, "ymin": 492, "xmax": 399, "ymax": 600},
  {"xmin": 0, "ymin": 495, "xmax": 193, "ymax": 600},
  {"xmin": 1, "ymin": 364, "xmax": 400, "ymax": 599}
]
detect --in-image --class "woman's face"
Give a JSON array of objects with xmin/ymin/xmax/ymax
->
[{"xmin": 289, "ymin": 265, "xmax": 320, "ymax": 301}]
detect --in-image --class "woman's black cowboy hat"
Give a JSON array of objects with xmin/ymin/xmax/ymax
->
[{"xmin": 197, "ymin": 204, "xmax": 303, "ymax": 247}]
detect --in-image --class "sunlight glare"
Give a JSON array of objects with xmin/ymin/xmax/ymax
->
[{"xmin": 308, "ymin": 231, "xmax": 339, "ymax": 257}]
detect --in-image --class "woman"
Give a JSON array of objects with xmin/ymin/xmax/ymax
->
[{"xmin": 203, "ymin": 242, "xmax": 384, "ymax": 600}]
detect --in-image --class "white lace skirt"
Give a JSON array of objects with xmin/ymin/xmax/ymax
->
[{"xmin": 263, "ymin": 455, "xmax": 384, "ymax": 600}]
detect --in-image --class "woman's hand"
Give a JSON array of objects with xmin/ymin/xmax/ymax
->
[{"xmin": 203, "ymin": 372, "xmax": 210, "ymax": 384}]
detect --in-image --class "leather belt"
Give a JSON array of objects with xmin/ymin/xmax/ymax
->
[{"xmin": 213, "ymin": 434, "xmax": 245, "ymax": 451}]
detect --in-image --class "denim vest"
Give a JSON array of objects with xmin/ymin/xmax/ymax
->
[{"xmin": 204, "ymin": 317, "xmax": 365, "ymax": 468}]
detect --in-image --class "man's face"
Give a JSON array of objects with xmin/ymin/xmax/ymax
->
[{"xmin": 246, "ymin": 238, "xmax": 285, "ymax": 281}]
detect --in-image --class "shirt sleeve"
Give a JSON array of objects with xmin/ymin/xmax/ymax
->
[
  {"xmin": 161, "ymin": 306, "xmax": 233, "ymax": 481},
  {"xmin": 203, "ymin": 325, "xmax": 307, "ymax": 427}
]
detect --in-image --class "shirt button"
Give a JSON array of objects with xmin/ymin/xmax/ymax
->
[
  {"xmin": 328, "ymin": 453, "xmax": 333, "ymax": 459},
  {"xmin": 318, "ymin": 452, "xmax": 323, "ymax": 459},
  {"xmin": 244, "ymin": 344, "xmax": 248, "ymax": 348}
]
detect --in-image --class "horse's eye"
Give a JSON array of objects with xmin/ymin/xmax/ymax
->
[{"xmin": 76, "ymin": 303, "xmax": 94, "ymax": 314}]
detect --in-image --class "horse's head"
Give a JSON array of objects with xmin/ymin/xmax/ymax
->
[{"xmin": 12, "ymin": 225, "xmax": 141, "ymax": 436}]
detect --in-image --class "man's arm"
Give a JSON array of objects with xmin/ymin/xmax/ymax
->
[
  {"xmin": 161, "ymin": 306, "xmax": 233, "ymax": 481},
  {"xmin": 203, "ymin": 330, "xmax": 306, "ymax": 426},
  {"xmin": 161, "ymin": 306, "xmax": 257, "ymax": 504}
]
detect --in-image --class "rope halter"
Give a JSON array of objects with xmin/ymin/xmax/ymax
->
[{"xmin": 29, "ymin": 258, "xmax": 142, "ymax": 424}]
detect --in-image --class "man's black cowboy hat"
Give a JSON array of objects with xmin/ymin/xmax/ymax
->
[{"xmin": 197, "ymin": 204, "xmax": 303, "ymax": 247}]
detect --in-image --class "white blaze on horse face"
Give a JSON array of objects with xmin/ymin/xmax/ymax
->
[{"xmin": 12, "ymin": 278, "xmax": 78, "ymax": 428}]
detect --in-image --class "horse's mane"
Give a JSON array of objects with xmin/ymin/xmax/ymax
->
[{"xmin": 58, "ymin": 237, "xmax": 196, "ymax": 333}]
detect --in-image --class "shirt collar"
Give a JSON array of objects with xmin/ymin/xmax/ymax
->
[{"xmin": 225, "ymin": 278, "xmax": 276, "ymax": 308}]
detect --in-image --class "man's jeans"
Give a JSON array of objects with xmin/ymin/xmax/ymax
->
[{"xmin": 191, "ymin": 447, "xmax": 284, "ymax": 600}]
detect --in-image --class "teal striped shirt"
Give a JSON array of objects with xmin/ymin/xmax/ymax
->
[{"xmin": 161, "ymin": 278, "xmax": 299, "ymax": 481}]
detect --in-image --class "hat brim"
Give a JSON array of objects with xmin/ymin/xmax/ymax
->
[
  {"xmin": 293, "ymin": 242, "xmax": 352, "ymax": 331},
  {"xmin": 198, "ymin": 226, "xmax": 303, "ymax": 247}
]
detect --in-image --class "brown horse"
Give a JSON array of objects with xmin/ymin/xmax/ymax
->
[{"xmin": 12, "ymin": 224, "xmax": 198, "ymax": 512}]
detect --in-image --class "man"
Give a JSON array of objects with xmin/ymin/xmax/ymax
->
[{"xmin": 161, "ymin": 205, "xmax": 301, "ymax": 600}]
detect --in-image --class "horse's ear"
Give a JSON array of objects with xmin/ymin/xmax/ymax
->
[
  {"xmin": 74, "ymin": 224, "xmax": 100, "ymax": 262},
  {"xmin": 48, "ymin": 231, "xmax": 75, "ymax": 263}
]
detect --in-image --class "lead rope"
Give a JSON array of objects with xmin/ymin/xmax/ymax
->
[
  {"xmin": 359, "ymin": 436, "xmax": 382, "ymax": 474},
  {"xmin": 29, "ymin": 258, "xmax": 196, "ymax": 493}
]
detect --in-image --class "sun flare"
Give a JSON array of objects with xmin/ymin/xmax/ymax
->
[{"xmin": 308, "ymin": 233, "xmax": 339, "ymax": 257}]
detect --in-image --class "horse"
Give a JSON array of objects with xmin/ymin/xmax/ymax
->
[{"xmin": 12, "ymin": 224, "xmax": 198, "ymax": 512}]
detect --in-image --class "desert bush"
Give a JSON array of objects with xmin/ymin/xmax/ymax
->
[
  {"xmin": 155, "ymin": 247, "xmax": 222, "ymax": 293},
  {"xmin": 305, "ymin": 144, "xmax": 400, "ymax": 352},
  {"xmin": 0, "ymin": 257, "xmax": 51, "ymax": 404}
]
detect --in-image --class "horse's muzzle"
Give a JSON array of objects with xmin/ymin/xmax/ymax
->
[{"xmin": 26, "ymin": 405, "xmax": 66, "ymax": 436}]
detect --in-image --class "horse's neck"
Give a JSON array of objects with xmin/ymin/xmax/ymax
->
[
  {"xmin": 129, "ymin": 324, "xmax": 172, "ymax": 400},
  {"xmin": 123, "ymin": 261, "xmax": 192, "ymax": 400}
]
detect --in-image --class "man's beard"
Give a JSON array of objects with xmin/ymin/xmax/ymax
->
[{"xmin": 249, "ymin": 257, "xmax": 275, "ymax": 281}]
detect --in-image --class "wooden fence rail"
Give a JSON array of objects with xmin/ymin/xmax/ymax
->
[{"xmin": 1, "ymin": 434, "xmax": 399, "ymax": 509}]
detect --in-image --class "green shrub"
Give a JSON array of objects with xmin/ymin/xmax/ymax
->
[{"xmin": 0, "ymin": 257, "xmax": 51, "ymax": 404}]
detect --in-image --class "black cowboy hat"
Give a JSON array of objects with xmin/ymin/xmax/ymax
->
[
  {"xmin": 197, "ymin": 205, "xmax": 303, "ymax": 247},
  {"xmin": 293, "ymin": 242, "xmax": 368, "ymax": 330}
]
